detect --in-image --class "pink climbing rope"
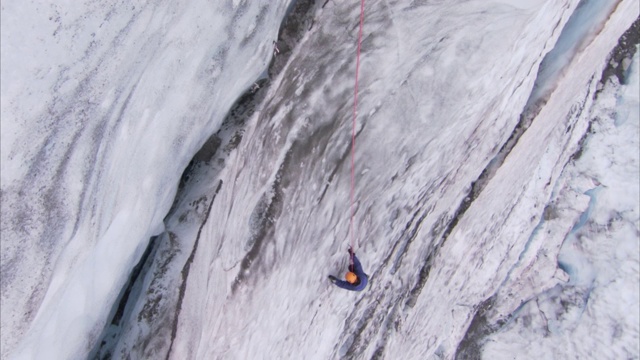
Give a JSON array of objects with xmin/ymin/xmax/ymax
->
[{"xmin": 350, "ymin": 0, "xmax": 365, "ymax": 266}]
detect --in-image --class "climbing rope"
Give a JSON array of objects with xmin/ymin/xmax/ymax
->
[{"xmin": 349, "ymin": 0, "xmax": 365, "ymax": 266}]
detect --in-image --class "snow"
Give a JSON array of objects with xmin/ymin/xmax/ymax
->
[
  {"xmin": 1, "ymin": 0, "xmax": 637, "ymax": 359},
  {"xmin": 526, "ymin": 0, "xmax": 620, "ymax": 110},
  {"xmin": 482, "ymin": 47, "xmax": 640, "ymax": 360},
  {"xmin": 1, "ymin": 1, "xmax": 290, "ymax": 359},
  {"xmin": 168, "ymin": 1, "xmax": 637, "ymax": 359}
]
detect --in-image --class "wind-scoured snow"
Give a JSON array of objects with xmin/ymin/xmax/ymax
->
[
  {"xmin": 167, "ymin": 1, "xmax": 635, "ymax": 359},
  {"xmin": 483, "ymin": 46, "xmax": 640, "ymax": 360},
  {"xmin": 1, "ymin": 1, "xmax": 290, "ymax": 359},
  {"xmin": 525, "ymin": 0, "xmax": 620, "ymax": 110},
  {"xmin": 1, "ymin": 0, "xmax": 637, "ymax": 359}
]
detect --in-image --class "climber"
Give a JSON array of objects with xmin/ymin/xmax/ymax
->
[{"xmin": 328, "ymin": 247, "xmax": 368, "ymax": 291}]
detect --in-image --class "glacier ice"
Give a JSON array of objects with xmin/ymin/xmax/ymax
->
[{"xmin": 1, "ymin": 0, "xmax": 637, "ymax": 359}]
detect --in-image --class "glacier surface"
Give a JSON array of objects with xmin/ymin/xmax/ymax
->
[{"xmin": 1, "ymin": 0, "xmax": 638, "ymax": 359}]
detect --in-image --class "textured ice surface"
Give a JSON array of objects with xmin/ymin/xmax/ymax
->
[
  {"xmin": 1, "ymin": 1, "xmax": 290, "ymax": 359},
  {"xmin": 483, "ymin": 46, "xmax": 639, "ymax": 360},
  {"xmin": 1, "ymin": 0, "xmax": 637, "ymax": 359}
]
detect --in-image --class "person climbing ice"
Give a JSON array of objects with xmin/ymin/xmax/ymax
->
[{"xmin": 328, "ymin": 247, "xmax": 368, "ymax": 291}]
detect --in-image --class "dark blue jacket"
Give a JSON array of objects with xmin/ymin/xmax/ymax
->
[{"xmin": 333, "ymin": 254, "xmax": 368, "ymax": 291}]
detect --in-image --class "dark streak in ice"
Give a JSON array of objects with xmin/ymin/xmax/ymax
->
[
  {"xmin": 166, "ymin": 180, "xmax": 223, "ymax": 360},
  {"xmin": 454, "ymin": 297, "xmax": 496, "ymax": 360},
  {"xmin": 230, "ymin": 147, "xmax": 289, "ymax": 294},
  {"xmin": 597, "ymin": 17, "xmax": 639, "ymax": 89}
]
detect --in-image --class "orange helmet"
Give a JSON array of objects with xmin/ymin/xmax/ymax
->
[{"xmin": 345, "ymin": 271, "xmax": 358, "ymax": 284}]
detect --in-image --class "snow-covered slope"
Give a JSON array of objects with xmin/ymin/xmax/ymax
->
[
  {"xmin": 482, "ymin": 43, "xmax": 639, "ymax": 360},
  {"xmin": 1, "ymin": 0, "xmax": 637, "ymax": 359},
  {"xmin": 1, "ymin": 1, "xmax": 290, "ymax": 359}
]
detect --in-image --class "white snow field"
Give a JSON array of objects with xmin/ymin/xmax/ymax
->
[
  {"xmin": 483, "ymin": 46, "xmax": 640, "ymax": 359},
  {"xmin": 1, "ymin": 1, "xmax": 291, "ymax": 359},
  {"xmin": 1, "ymin": 0, "xmax": 638, "ymax": 359}
]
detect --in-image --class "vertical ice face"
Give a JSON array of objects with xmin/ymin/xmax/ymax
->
[
  {"xmin": 159, "ymin": 0, "xmax": 635, "ymax": 359},
  {"xmin": 482, "ymin": 40, "xmax": 640, "ymax": 360},
  {"xmin": 1, "ymin": 0, "xmax": 637, "ymax": 359},
  {"xmin": 1, "ymin": 1, "xmax": 290, "ymax": 359}
]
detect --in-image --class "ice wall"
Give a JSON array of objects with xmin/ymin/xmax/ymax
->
[
  {"xmin": 166, "ymin": 0, "xmax": 637, "ymax": 358},
  {"xmin": 1, "ymin": 0, "xmax": 637, "ymax": 359},
  {"xmin": 163, "ymin": 0, "xmax": 634, "ymax": 359},
  {"xmin": 1, "ymin": 1, "xmax": 290, "ymax": 359},
  {"xmin": 483, "ymin": 42, "xmax": 639, "ymax": 360}
]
